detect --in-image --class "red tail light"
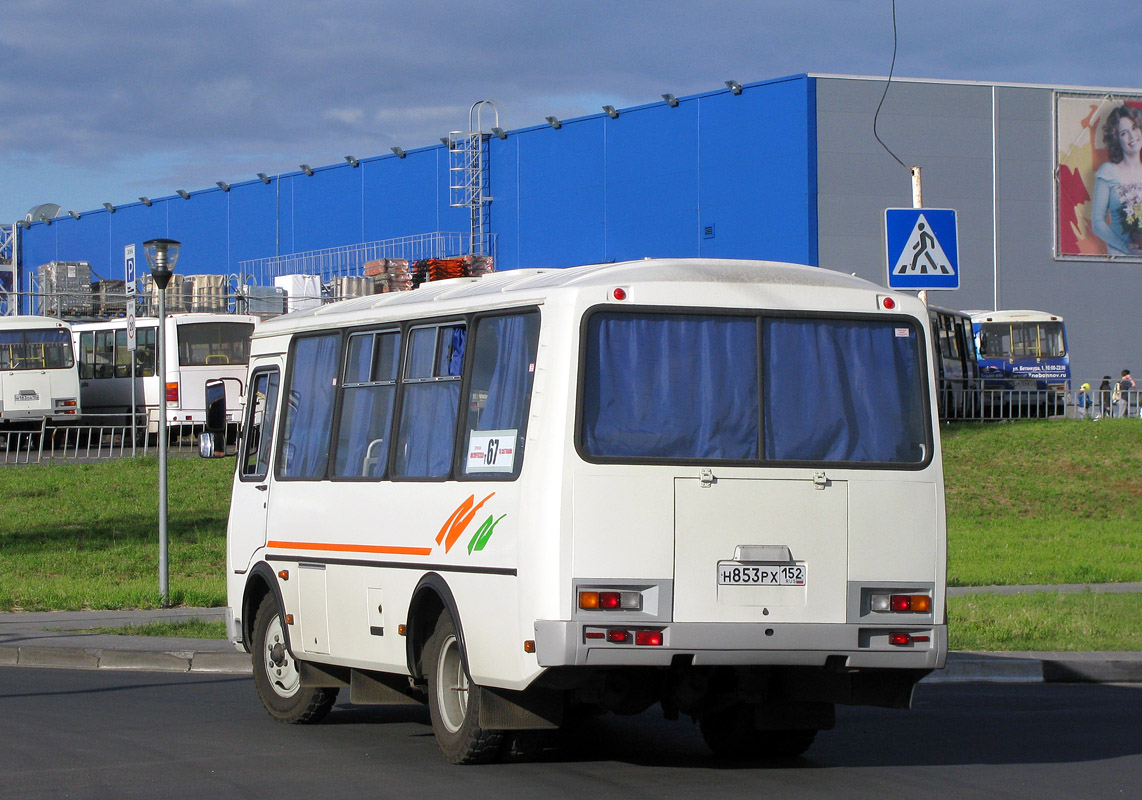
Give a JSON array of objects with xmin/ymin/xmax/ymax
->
[
  {"xmin": 634, "ymin": 630, "xmax": 662, "ymax": 646},
  {"xmin": 165, "ymin": 382, "xmax": 179, "ymax": 402}
]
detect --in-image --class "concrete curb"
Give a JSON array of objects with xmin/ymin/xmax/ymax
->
[
  {"xmin": 923, "ymin": 654, "xmax": 1044, "ymax": 684},
  {"xmin": 0, "ymin": 644, "xmax": 251, "ymax": 674}
]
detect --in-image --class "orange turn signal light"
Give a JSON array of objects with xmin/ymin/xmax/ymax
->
[{"xmin": 579, "ymin": 591, "xmax": 600, "ymax": 610}]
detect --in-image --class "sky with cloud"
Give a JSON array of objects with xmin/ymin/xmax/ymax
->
[{"xmin": 2, "ymin": 0, "xmax": 1139, "ymax": 223}]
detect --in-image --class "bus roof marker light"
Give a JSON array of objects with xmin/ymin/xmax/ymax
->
[
  {"xmin": 879, "ymin": 295, "xmax": 896, "ymax": 310},
  {"xmin": 611, "ymin": 287, "xmax": 628, "ymax": 301}
]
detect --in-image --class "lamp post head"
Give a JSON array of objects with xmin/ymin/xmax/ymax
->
[{"xmin": 143, "ymin": 238, "xmax": 181, "ymax": 290}]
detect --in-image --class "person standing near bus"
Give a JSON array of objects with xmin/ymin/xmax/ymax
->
[
  {"xmin": 1077, "ymin": 382, "xmax": 1093, "ymax": 419},
  {"xmin": 1099, "ymin": 376, "xmax": 1114, "ymax": 419},
  {"xmin": 1118, "ymin": 369, "xmax": 1137, "ymax": 417}
]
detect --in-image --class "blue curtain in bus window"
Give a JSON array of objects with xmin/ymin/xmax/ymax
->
[
  {"xmin": 479, "ymin": 314, "xmax": 537, "ymax": 431},
  {"xmin": 280, "ymin": 334, "xmax": 339, "ymax": 479},
  {"xmin": 396, "ymin": 382, "xmax": 460, "ymax": 477},
  {"xmin": 334, "ymin": 385, "xmax": 396, "ymax": 478},
  {"xmin": 762, "ymin": 319, "xmax": 925, "ymax": 463},
  {"xmin": 582, "ymin": 313, "xmax": 759, "ymax": 459},
  {"xmin": 441, "ymin": 326, "xmax": 466, "ymax": 376}
]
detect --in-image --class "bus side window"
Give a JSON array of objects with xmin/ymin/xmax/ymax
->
[
  {"xmin": 462, "ymin": 311, "xmax": 540, "ymax": 478},
  {"xmin": 94, "ymin": 331, "xmax": 115, "ymax": 379},
  {"xmin": 241, "ymin": 369, "xmax": 280, "ymax": 480},
  {"xmin": 278, "ymin": 334, "xmax": 340, "ymax": 480},
  {"xmin": 393, "ymin": 323, "xmax": 465, "ymax": 479},
  {"xmin": 136, "ymin": 328, "xmax": 156, "ymax": 377},
  {"xmin": 333, "ymin": 330, "xmax": 400, "ymax": 479},
  {"xmin": 114, "ymin": 329, "xmax": 130, "ymax": 378},
  {"xmin": 78, "ymin": 332, "xmax": 95, "ymax": 380}
]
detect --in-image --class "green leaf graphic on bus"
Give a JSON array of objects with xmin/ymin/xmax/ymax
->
[{"xmin": 468, "ymin": 514, "xmax": 507, "ymax": 555}]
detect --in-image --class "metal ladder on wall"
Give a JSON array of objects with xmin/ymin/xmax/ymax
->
[
  {"xmin": 448, "ymin": 100, "xmax": 502, "ymax": 257},
  {"xmin": 0, "ymin": 223, "xmax": 15, "ymax": 315}
]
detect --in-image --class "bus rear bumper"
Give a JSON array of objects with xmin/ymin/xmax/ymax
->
[{"xmin": 534, "ymin": 620, "xmax": 947, "ymax": 671}]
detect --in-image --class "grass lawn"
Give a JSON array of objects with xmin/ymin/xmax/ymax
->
[
  {"xmin": 948, "ymin": 592, "xmax": 1142, "ymax": 652},
  {"xmin": 0, "ymin": 457, "xmax": 231, "ymax": 611},
  {"xmin": 942, "ymin": 419, "xmax": 1141, "ymax": 586}
]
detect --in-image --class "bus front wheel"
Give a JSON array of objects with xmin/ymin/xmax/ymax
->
[
  {"xmin": 251, "ymin": 594, "xmax": 338, "ymax": 724},
  {"xmin": 425, "ymin": 613, "xmax": 504, "ymax": 764}
]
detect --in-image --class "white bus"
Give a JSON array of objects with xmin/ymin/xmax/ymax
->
[
  {"xmin": 0, "ymin": 315, "xmax": 81, "ymax": 423},
  {"xmin": 207, "ymin": 259, "xmax": 946, "ymax": 763},
  {"xmin": 73, "ymin": 313, "xmax": 256, "ymax": 430}
]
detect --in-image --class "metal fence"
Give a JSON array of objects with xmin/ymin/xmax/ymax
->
[
  {"xmin": 0, "ymin": 416, "xmax": 233, "ymax": 465},
  {"xmin": 937, "ymin": 384, "xmax": 1142, "ymax": 422}
]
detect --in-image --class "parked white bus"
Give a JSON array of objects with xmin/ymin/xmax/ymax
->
[
  {"xmin": 73, "ymin": 313, "xmax": 256, "ymax": 431},
  {"xmin": 207, "ymin": 258, "xmax": 946, "ymax": 763},
  {"xmin": 0, "ymin": 315, "xmax": 81, "ymax": 423}
]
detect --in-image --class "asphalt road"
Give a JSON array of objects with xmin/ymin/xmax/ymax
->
[{"xmin": 1, "ymin": 669, "xmax": 1139, "ymax": 799}]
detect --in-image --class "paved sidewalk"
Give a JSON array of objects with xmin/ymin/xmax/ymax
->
[{"xmin": 0, "ymin": 608, "xmax": 250, "ymax": 674}]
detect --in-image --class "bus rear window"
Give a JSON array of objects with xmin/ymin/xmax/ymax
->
[
  {"xmin": 177, "ymin": 322, "xmax": 255, "ymax": 366},
  {"xmin": 581, "ymin": 311, "xmax": 928, "ymax": 465},
  {"xmin": 0, "ymin": 329, "xmax": 74, "ymax": 370}
]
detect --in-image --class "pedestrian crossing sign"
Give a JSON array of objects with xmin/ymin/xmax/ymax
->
[{"xmin": 885, "ymin": 208, "xmax": 959, "ymax": 290}]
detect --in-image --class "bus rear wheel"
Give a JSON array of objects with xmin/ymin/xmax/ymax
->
[
  {"xmin": 424, "ymin": 613, "xmax": 504, "ymax": 764},
  {"xmin": 251, "ymin": 594, "xmax": 338, "ymax": 724},
  {"xmin": 699, "ymin": 706, "xmax": 817, "ymax": 759}
]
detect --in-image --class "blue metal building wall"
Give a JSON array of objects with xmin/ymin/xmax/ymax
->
[{"xmin": 17, "ymin": 75, "xmax": 817, "ymax": 299}]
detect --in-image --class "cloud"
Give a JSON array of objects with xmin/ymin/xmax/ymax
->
[{"xmin": 1, "ymin": 0, "xmax": 1140, "ymax": 220}]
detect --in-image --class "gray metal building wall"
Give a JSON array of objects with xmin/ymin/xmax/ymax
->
[{"xmin": 815, "ymin": 75, "xmax": 1141, "ymax": 385}]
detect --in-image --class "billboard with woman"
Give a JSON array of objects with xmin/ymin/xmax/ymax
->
[{"xmin": 1056, "ymin": 92, "xmax": 1142, "ymax": 261}]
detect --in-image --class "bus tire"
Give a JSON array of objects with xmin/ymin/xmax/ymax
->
[
  {"xmin": 700, "ymin": 706, "xmax": 817, "ymax": 759},
  {"xmin": 252, "ymin": 594, "xmax": 337, "ymax": 724},
  {"xmin": 425, "ymin": 613, "xmax": 504, "ymax": 764}
]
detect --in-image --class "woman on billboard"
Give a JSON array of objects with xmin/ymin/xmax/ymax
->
[{"xmin": 1092, "ymin": 104, "xmax": 1142, "ymax": 255}]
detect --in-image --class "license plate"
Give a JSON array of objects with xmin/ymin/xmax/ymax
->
[{"xmin": 717, "ymin": 562, "xmax": 806, "ymax": 586}]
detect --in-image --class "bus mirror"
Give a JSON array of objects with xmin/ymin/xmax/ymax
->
[{"xmin": 204, "ymin": 379, "xmax": 227, "ymax": 435}]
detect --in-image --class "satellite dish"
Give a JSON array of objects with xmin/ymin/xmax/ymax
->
[{"xmin": 25, "ymin": 203, "xmax": 61, "ymax": 222}]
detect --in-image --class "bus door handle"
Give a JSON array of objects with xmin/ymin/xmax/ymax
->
[{"xmin": 255, "ymin": 484, "xmax": 268, "ymax": 492}]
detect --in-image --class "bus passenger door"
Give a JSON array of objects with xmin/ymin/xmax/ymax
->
[{"xmin": 228, "ymin": 363, "xmax": 282, "ymax": 573}]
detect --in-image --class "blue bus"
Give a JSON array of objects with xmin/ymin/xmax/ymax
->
[{"xmin": 969, "ymin": 310, "xmax": 1069, "ymax": 416}]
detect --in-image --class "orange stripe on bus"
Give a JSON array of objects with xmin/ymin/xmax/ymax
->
[{"xmin": 267, "ymin": 541, "xmax": 433, "ymax": 556}]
